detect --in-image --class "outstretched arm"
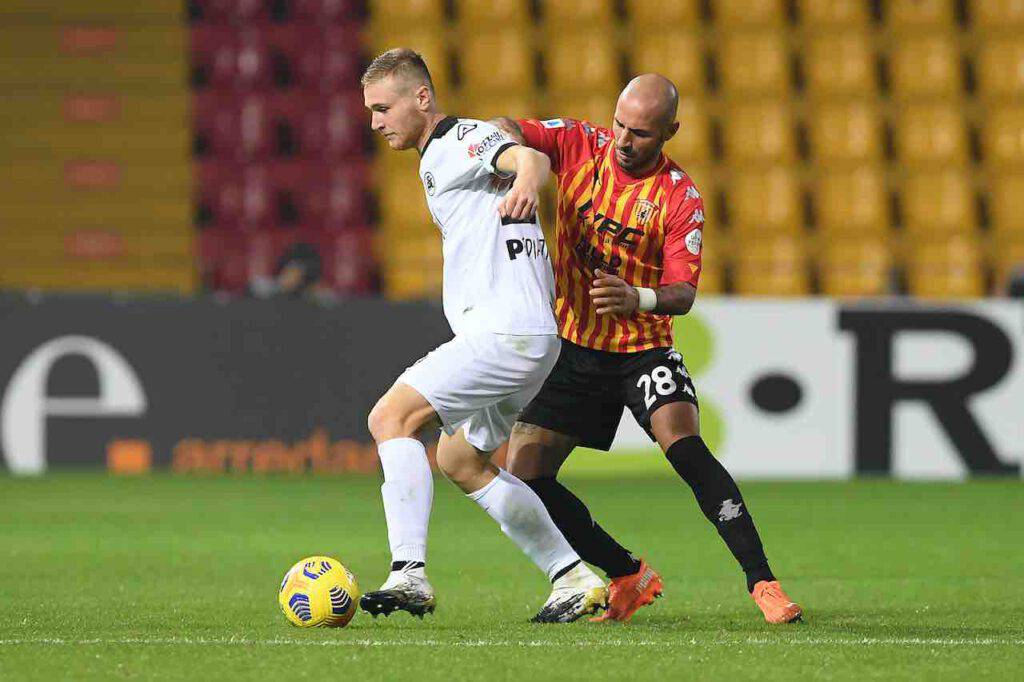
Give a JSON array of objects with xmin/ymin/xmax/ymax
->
[
  {"xmin": 493, "ymin": 144, "xmax": 551, "ymax": 222},
  {"xmin": 590, "ymin": 270, "xmax": 697, "ymax": 317},
  {"xmin": 490, "ymin": 117, "xmax": 526, "ymax": 144}
]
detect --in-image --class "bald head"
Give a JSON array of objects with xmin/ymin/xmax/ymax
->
[
  {"xmin": 610, "ymin": 74, "xmax": 680, "ymax": 176},
  {"xmin": 619, "ymin": 74, "xmax": 679, "ymax": 127}
]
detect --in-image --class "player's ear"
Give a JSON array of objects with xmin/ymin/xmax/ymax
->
[
  {"xmin": 414, "ymin": 84, "xmax": 434, "ymax": 112},
  {"xmin": 663, "ymin": 120, "xmax": 680, "ymax": 143}
]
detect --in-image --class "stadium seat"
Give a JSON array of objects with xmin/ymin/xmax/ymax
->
[
  {"xmin": 906, "ymin": 236, "xmax": 985, "ymax": 298},
  {"xmin": 367, "ymin": 0, "xmax": 446, "ymax": 31},
  {"xmin": 807, "ymin": 101, "xmax": 885, "ymax": 164},
  {"xmin": 545, "ymin": 34, "xmax": 619, "ymax": 94},
  {"xmin": 366, "ymin": 29, "xmax": 450, "ymax": 90},
  {"xmin": 885, "ymin": 0, "xmax": 956, "ymax": 30},
  {"xmin": 662, "ymin": 98, "xmax": 713, "ymax": 164},
  {"xmin": 976, "ymin": 38, "xmax": 1024, "ymax": 99},
  {"xmin": 695, "ymin": 257, "xmax": 723, "ymax": 294},
  {"xmin": 291, "ymin": 0, "xmax": 363, "ymax": 23},
  {"xmin": 716, "ymin": 32, "xmax": 792, "ymax": 96},
  {"xmin": 629, "ymin": 29, "xmax": 706, "ymax": 95},
  {"xmin": 457, "ymin": 91, "xmax": 539, "ymax": 122},
  {"xmin": 814, "ymin": 166, "xmax": 892, "ymax": 234},
  {"xmin": 539, "ymin": 0, "xmax": 615, "ymax": 28},
  {"xmin": 888, "ymin": 33, "xmax": 963, "ymax": 100},
  {"xmin": 382, "ymin": 233, "xmax": 444, "ymax": 299},
  {"xmin": 729, "ymin": 167, "xmax": 803, "ymax": 233},
  {"xmin": 980, "ymin": 106, "xmax": 1024, "ymax": 167},
  {"xmin": 721, "ymin": 101, "xmax": 797, "ymax": 163},
  {"xmin": 895, "ymin": 103, "xmax": 969, "ymax": 165},
  {"xmin": 377, "ymin": 169, "xmax": 432, "ymax": 227},
  {"xmin": 988, "ymin": 234, "xmax": 1024, "ymax": 293},
  {"xmin": 797, "ymin": 0, "xmax": 871, "ymax": 27},
  {"xmin": 803, "ymin": 33, "xmax": 877, "ymax": 98},
  {"xmin": 461, "ymin": 31, "xmax": 535, "ymax": 94},
  {"xmin": 989, "ymin": 173, "xmax": 1024, "ymax": 235},
  {"xmin": 190, "ymin": 0, "xmax": 268, "ymax": 23},
  {"xmin": 317, "ymin": 227, "xmax": 377, "ymax": 294},
  {"xmin": 713, "ymin": 0, "xmax": 786, "ymax": 26},
  {"xmin": 969, "ymin": 0, "xmax": 1024, "ymax": 30},
  {"xmin": 193, "ymin": 92, "xmax": 272, "ymax": 159},
  {"xmin": 456, "ymin": 0, "xmax": 531, "ymax": 27},
  {"xmin": 733, "ymin": 235, "xmax": 810, "ymax": 296},
  {"xmin": 901, "ymin": 169, "xmax": 978, "ymax": 235},
  {"xmin": 819, "ymin": 237, "xmax": 894, "ymax": 297},
  {"xmin": 625, "ymin": 0, "xmax": 702, "ymax": 26},
  {"xmin": 542, "ymin": 91, "xmax": 618, "ymax": 129}
]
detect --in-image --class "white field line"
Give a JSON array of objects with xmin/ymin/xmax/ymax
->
[{"xmin": 0, "ymin": 637, "xmax": 1021, "ymax": 648}]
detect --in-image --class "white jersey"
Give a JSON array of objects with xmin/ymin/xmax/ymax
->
[{"xmin": 417, "ymin": 117, "xmax": 557, "ymax": 336}]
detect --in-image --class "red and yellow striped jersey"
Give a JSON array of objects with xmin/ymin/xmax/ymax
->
[{"xmin": 518, "ymin": 118, "xmax": 705, "ymax": 353}]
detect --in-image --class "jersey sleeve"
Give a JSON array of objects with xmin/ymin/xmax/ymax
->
[
  {"xmin": 660, "ymin": 183, "xmax": 706, "ymax": 288},
  {"xmin": 517, "ymin": 118, "xmax": 600, "ymax": 174},
  {"xmin": 461, "ymin": 120, "xmax": 518, "ymax": 177}
]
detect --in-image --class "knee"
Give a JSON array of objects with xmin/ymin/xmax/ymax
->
[
  {"xmin": 367, "ymin": 399, "xmax": 410, "ymax": 444},
  {"xmin": 435, "ymin": 446, "xmax": 485, "ymax": 487}
]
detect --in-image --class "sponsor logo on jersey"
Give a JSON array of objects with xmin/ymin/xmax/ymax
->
[
  {"xmin": 634, "ymin": 200, "xmax": 658, "ymax": 227},
  {"xmin": 685, "ymin": 229, "xmax": 702, "ymax": 255},
  {"xmin": 505, "ymin": 237, "xmax": 548, "ymax": 261},
  {"xmin": 467, "ymin": 130, "xmax": 505, "ymax": 159},
  {"xmin": 541, "ymin": 119, "xmax": 566, "ymax": 129},
  {"xmin": 423, "ymin": 172, "xmax": 436, "ymax": 195},
  {"xmin": 456, "ymin": 123, "xmax": 478, "ymax": 140}
]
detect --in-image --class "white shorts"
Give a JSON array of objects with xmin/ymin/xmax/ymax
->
[{"xmin": 397, "ymin": 332, "xmax": 561, "ymax": 452}]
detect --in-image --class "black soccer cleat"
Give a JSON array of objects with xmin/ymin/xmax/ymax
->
[{"xmin": 359, "ymin": 590, "xmax": 436, "ymax": 619}]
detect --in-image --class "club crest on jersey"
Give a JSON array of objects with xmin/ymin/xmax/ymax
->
[
  {"xmin": 634, "ymin": 200, "xmax": 658, "ymax": 228},
  {"xmin": 423, "ymin": 172, "xmax": 436, "ymax": 195},
  {"xmin": 686, "ymin": 229, "xmax": 702, "ymax": 255}
]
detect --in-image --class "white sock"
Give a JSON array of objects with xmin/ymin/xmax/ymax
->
[
  {"xmin": 377, "ymin": 437, "xmax": 433, "ymax": 565},
  {"xmin": 468, "ymin": 469, "xmax": 580, "ymax": 581}
]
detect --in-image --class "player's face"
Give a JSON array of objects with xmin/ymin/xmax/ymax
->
[
  {"xmin": 611, "ymin": 99, "xmax": 675, "ymax": 174},
  {"xmin": 364, "ymin": 76, "xmax": 427, "ymax": 151}
]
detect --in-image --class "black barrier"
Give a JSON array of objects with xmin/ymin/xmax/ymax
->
[{"xmin": 0, "ymin": 295, "xmax": 453, "ymax": 474}]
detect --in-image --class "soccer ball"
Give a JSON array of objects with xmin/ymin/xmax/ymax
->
[{"xmin": 278, "ymin": 556, "xmax": 360, "ymax": 628}]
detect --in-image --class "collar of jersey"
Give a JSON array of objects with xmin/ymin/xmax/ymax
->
[
  {"xmin": 418, "ymin": 115, "xmax": 459, "ymax": 156},
  {"xmin": 607, "ymin": 144, "xmax": 667, "ymax": 185}
]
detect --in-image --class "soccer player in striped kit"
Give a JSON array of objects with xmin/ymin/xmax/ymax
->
[{"xmin": 493, "ymin": 74, "xmax": 802, "ymax": 624}]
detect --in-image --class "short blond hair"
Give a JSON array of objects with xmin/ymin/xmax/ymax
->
[{"xmin": 361, "ymin": 48, "xmax": 434, "ymax": 92}]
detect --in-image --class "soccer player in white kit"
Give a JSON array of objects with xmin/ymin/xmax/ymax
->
[{"xmin": 358, "ymin": 48, "xmax": 606, "ymax": 623}]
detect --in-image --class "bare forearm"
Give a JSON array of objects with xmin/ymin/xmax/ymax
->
[
  {"xmin": 496, "ymin": 145, "xmax": 550, "ymax": 188},
  {"xmin": 651, "ymin": 282, "xmax": 697, "ymax": 316}
]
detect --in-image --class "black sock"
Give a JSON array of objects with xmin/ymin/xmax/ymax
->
[
  {"xmin": 665, "ymin": 436, "xmax": 775, "ymax": 592},
  {"xmin": 391, "ymin": 560, "xmax": 424, "ymax": 572},
  {"xmin": 525, "ymin": 477, "xmax": 642, "ymax": 579}
]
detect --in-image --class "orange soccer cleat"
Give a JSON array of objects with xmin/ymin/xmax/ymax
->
[
  {"xmin": 751, "ymin": 580, "xmax": 803, "ymax": 623},
  {"xmin": 590, "ymin": 559, "xmax": 663, "ymax": 623}
]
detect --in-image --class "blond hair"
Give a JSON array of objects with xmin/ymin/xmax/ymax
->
[{"xmin": 360, "ymin": 48, "xmax": 434, "ymax": 92}]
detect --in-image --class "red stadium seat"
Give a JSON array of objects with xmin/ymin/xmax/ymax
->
[
  {"xmin": 192, "ymin": 92, "xmax": 274, "ymax": 159},
  {"xmin": 190, "ymin": 0, "xmax": 268, "ymax": 24},
  {"xmin": 317, "ymin": 228, "xmax": 377, "ymax": 293},
  {"xmin": 292, "ymin": 0, "xmax": 364, "ymax": 23}
]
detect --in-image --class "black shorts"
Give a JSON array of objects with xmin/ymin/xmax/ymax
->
[{"xmin": 518, "ymin": 339, "xmax": 699, "ymax": 450}]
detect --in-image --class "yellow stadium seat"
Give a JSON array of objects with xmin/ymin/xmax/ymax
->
[
  {"xmin": 722, "ymin": 101, "xmax": 796, "ymax": 163},
  {"xmin": 906, "ymin": 236, "xmax": 984, "ymax": 298},
  {"xmin": 376, "ymin": 169, "xmax": 431, "ymax": 227},
  {"xmin": 901, "ymin": 169, "xmax": 978, "ymax": 235},
  {"xmin": 819, "ymin": 238, "xmax": 894, "ymax": 297},
  {"xmin": 0, "ymin": 0, "xmax": 183, "ymax": 23},
  {"xmin": 989, "ymin": 173, "xmax": 1024, "ymax": 235},
  {"xmin": 542, "ymin": 91, "xmax": 618, "ymax": 128},
  {"xmin": 368, "ymin": 0, "xmax": 446, "ymax": 30},
  {"xmin": 455, "ymin": 0, "xmax": 531, "ymax": 27},
  {"xmin": 969, "ymin": 0, "xmax": 1024, "ymax": 30},
  {"xmin": 714, "ymin": 0, "xmax": 786, "ymax": 26},
  {"xmin": 896, "ymin": 103, "xmax": 969, "ymax": 165},
  {"xmin": 545, "ymin": 33, "xmax": 620, "ymax": 93},
  {"xmin": 988, "ymin": 234, "xmax": 1024, "ymax": 293},
  {"xmin": 717, "ymin": 32, "xmax": 792, "ymax": 96},
  {"xmin": 458, "ymin": 91, "xmax": 539, "ymax": 122},
  {"xmin": 540, "ymin": 0, "xmax": 615, "ymax": 28},
  {"xmin": 629, "ymin": 30, "xmax": 705, "ymax": 95},
  {"xmin": 734, "ymin": 235, "xmax": 811, "ymax": 296},
  {"xmin": 803, "ymin": 33, "xmax": 877, "ymax": 98},
  {"xmin": 814, "ymin": 166, "xmax": 892, "ymax": 234},
  {"xmin": 808, "ymin": 101, "xmax": 885, "ymax": 164},
  {"xmin": 888, "ymin": 33, "xmax": 963, "ymax": 100},
  {"xmin": 729, "ymin": 167, "xmax": 803, "ymax": 233},
  {"xmin": 696, "ymin": 258, "xmax": 724, "ymax": 294},
  {"xmin": 461, "ymin": 31, "xmax": 535, "ymax": 94},
  {"xmin": 368, "ymin": 30, "xmax": 451, "ymax": 90},
  {"xmin": 797, "ymin": 0, "xmax": 871, "ymax": 27},
  {"xmin": 976, "ymin": 38, "xmax": 1024, "ymax": 99},
  {"xmin": 885, "ymin": 0, "xmax": 956, "ymax": 29},
  {"xmin": 626, "ymin": 0, "xmax": 702, "ymax": 26},
  {"xmin": 662, "ymin": 97, "xmax": 713, "ymax": 164},
  {"xmin": 981, "ymin": 106, "xmax": 1024, "ymax": 167}
]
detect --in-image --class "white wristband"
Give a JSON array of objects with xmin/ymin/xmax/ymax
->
[{"xmin": 636, "ymin": 287, "xmax": 657, "ymax": 312}]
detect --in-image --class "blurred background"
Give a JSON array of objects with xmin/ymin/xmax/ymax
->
[{"xmin": 0, "ymin": 0, "xmax": 1022, "ymax": 478}]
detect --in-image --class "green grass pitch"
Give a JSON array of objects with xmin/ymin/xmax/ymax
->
[{"xmin": 1, "ymin": 472, "xmax": 1022, "ymax": 680}]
